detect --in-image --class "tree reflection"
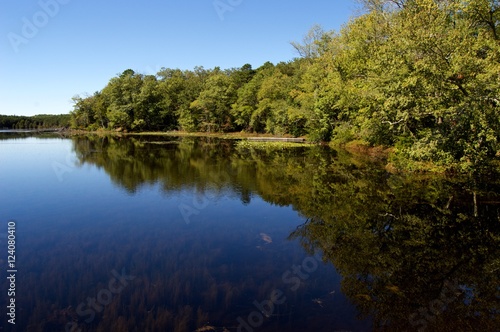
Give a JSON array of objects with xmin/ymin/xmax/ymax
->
[
  {"xmin": 56, "ymin": 136, "xmax": 500, "ymax": 331},
  {"xmin": 289, "ymin": 169, "xmax": 500, "ymax": 331}
]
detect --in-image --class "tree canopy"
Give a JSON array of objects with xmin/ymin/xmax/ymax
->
[{"xmin": 70, "ymin": 0, "xmax": 500, "ymax": 173}]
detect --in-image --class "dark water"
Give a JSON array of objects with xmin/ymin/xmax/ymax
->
[{"xmin": 0, "ymin": 133, "xmax": 499, "ymax": 332}]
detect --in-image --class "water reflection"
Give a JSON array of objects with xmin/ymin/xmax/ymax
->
[
  {"xmin": 1, "ymin": 134, "xmax": 499, "ymax": 331},
  {"xmin": 71, "ymin": 135, "xmax": 500, "ymax": 331},
  {"xmin": 289, "ymin": 173, "xmax": 500, "ymax": 331}
]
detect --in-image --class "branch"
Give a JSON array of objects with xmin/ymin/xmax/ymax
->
[{"xmin": 381, "ymin": 118, "xmax": 405, "ymax": 126}]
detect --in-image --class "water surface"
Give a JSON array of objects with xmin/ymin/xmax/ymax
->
[{"xmin": 0, "ymin": 133, "xmax": 498, "ymax": 331}]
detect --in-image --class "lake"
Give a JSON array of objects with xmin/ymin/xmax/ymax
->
[{"xmin": 0, "ymin": 133, "xmax": 499, "ymax": 332}]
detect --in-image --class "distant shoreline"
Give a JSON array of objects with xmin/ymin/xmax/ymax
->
[{"xmin": 0, "ymin": 128, "xmax": 66, "ymax": 133}]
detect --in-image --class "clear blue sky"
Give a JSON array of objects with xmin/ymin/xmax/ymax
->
[{"xmin": 0, "ymin": 0, "xmax": 359, "ymax": 116}]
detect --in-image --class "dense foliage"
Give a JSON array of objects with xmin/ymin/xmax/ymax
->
[
  {"xmin": 0, "ymin": 114, "xmax": 70, "ymax": 129},
  {"xmin": 70, "ymin": 0, "xmax": 500, "ymax": 172}
]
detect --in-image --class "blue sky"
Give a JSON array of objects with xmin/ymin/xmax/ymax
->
[{"xmin": 0, "ymin": 0, "xmax": 358, "ymax": 116}]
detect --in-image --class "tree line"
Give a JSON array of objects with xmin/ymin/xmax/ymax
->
[
  {"xmin": 0, "ymin": 114, "xmax": 70, "ymax": 130},
  {"xmin": 70, "ymin": 0, "xmax": 500, "ymax": 172}
]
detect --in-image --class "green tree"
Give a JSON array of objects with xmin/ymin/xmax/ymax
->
[
  {"xmin": 231, "ymin": 62, "xmax": 275, "ymax": 131},
  {"xmin": 190, "ymin": 70, "xmax": 236, "ymax": 132},
  {"xmin": 133, "ymin": 75, "xmax": 166, "ymax": 130},
  {"xmin": 173, "ymin": 67, "xmax": 208, "ymax": 132},
  {"xmin": 104, "ymin": 69, "xmax": 144, "ymax": 130},
  {"xmin": 70, "ymin": 94, "xmax": 96, "ymax": 129},
  {"xmin": 253, "ymin": 62, "xmax": 305, "ymax": 135},
  {"xmin": 365, "ymin": 0, "xmax": 500, "ymax": 171}
]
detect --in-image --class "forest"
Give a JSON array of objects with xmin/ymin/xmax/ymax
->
[
  {"xmin": 0, "ymin": 114, "xmax": 70, "ymax": 130},
  {"xmin": 69, "ymin": 0, "xmax": 500, "ymax": 172}
]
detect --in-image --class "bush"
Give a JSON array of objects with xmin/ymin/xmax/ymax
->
[{"xmin": 331, "ymin": 123, "xmax": 356, "ymax": 145}]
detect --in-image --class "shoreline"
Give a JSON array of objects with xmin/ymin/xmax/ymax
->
[
  {"xmin": 64, "ymin": 129, "xmax": 309, "ymax": 141},
  {"xmin": 5, "ymin": 128, "xmax": 497, "ymax": 175}
]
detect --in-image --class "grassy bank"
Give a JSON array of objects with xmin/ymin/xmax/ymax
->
[
  {"xmin": 64, "ymin": 128, "xmax": 499, "ymax": 175},
  {"xmin": 66, "ymin": 128, "xmax": 307, "ymax": 140}
]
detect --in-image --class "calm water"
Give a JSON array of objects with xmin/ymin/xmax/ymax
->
[{"xmin": 0, "ymin": 133, "xmax": 499, "ymax": 332}]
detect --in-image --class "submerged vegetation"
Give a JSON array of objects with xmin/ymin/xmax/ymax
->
[
  {"xmin": 69, "ymin": 0, "xmax": 500, "ymax": 173},
  {"xmin": 60, "ymin": 136, "xmax": 500, "ymax": 330},
  {"xmin": 235, "ymin": 140, "xmax": 312, "ymax": 151},
  {"xmin": 1, "ymin": 133, "xmax": 498, "ymax": 330}
]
